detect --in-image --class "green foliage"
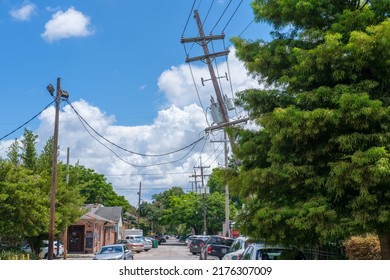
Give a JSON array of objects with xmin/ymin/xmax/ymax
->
[
  {"xmin": 72, "ymin": 164, "xmax": 130, "ymax": 211},
  {"xmin": 20, "ymin": 129, "xmax": 38, "ymax": 171},
  {"xmin": 230, "ymin": 0, "xmax": 390, "ymax": 258}
]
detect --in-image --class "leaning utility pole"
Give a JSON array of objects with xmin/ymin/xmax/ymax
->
[
  {"xmin": 182, "ymin": 10, "xmax": 241, "ymax": 238},
  {"xmin": 181, "ymin": 10, "xmax": 234, "ymax": 147}
]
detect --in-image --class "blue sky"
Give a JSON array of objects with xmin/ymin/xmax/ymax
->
[{"xmin": 0, "ymin": 0, "xmax": 272, "ymax": 206}]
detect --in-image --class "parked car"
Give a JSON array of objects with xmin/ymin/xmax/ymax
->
[
  {"xmin": 241, "ymin": 243, "xmax": 306, "ymax": 260},
  {"xmin": 141, "ymin": 237, "xmax": 152, "ymax": 251},
  {"xmin": 93, "ymin": 244, "xmax": 133, "ymax": 260},
  {"xmin": 123, "ymin": 238, "xmax": 144, "ymax": 253},
  {"xmin": 187, "ymin": 235, "xmax": 209, "ymax": 248},
  {"xmin": 189, "ymin": 238, "xmax": 207, "ymax": 255},
  {"xmin": 125, "ymin": 235, "xmax": 151, "ymax": 251},
  {"xmin": 21, "ymin": 240, "xmax": 65, "ymax": 259},
  {"xmin": 199, "ymin": 236, "xmax": 235, "ymax": 260},
  {"xmin": 222, "ymin": 237, "xmax": 249, "ymax": 260},
  {"xmin": 153, "ymin": 235, "xmax": 167, "ymax": 244}
]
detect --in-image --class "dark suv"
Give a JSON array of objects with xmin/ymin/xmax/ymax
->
[{"xmin": 199, "ymin": 235, "xmax": 235, "ymax": 260}]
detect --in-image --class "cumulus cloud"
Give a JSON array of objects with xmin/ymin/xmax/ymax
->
[
  {"xmin": 10, "ymin": 2, "xmax": 37, "ymax": 21},
  {"xmin": 158, "ymin": 47, "xmax": 260, "ymax": 110},
  {"xmin": 41, "ymin": 7, "xmax": 94, "ymax": 42}
]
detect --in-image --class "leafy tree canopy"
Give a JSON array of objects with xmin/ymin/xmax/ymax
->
[{"xmin": 230, "ymin": 0, "xmax": 390, "ymax": 258}]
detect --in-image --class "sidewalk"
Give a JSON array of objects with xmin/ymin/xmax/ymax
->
[{"xmin": 63, "ymin": 253, "xmax": 95, "ymax": 260}]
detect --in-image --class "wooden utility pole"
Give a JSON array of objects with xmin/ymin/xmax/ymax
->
[
  {"xmin": 194, "ymin": 158, "xmax": 210, "ymax": 235},
  {"xmin": 182, "ymin": 10, "xmax": 243, "ymax": 238},
  {"xmin": 189, "ymin": 169, "xmax": 198, "ymax": 193},
  {"xmin": 48, "ymin": 77, "xmax": 61, "ymax": 260}
]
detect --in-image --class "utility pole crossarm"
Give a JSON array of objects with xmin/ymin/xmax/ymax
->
[
  {"xmin": 180, "ymin": 34, "xmax": 225, "ymax": 43},
  {"xmin": 185, "ymin": 50, "xmax": 230, "ymax": 63}
]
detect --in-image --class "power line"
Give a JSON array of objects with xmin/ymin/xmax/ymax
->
[
  {"xmin": 181, "ymin": 0, "xmax": 198, "ymax": 37},
  {"xmin": 0, "ymin": 101, "xmax": 55, "ymax": 141},
  {"xmin": 67, "ymin": 99, "xmax": 208, "ymax": 168},
  {"xmin": 65, "ymin": 99, "xmax": 205, "ymax": 157},
  {"xmin": 221, "ymin": 0, "xmax": 244, "ymax": 33},
  {"xmin": 210, "ymin": 0, "xmax": 233, "ymax": 34}
]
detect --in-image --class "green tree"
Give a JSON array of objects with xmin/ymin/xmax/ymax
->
[
  {"xmin": 6, "ymin": 139, "xmax": 20, "ymax": 166},
  {"xmin": 230, "ymin": 0, "xmax": 390, "ymax": 259},
  {"xmin": 37, "ymin": 136, "xmax": 54, "ymax": 174},
  {"xmin": 72, "ymin": 164, "xmax": 130, "ymax": 211},
  {"xmin": 20, "ymin": 129, "xmax": 38, "ymax": 171},
  {"xmin": 160, "ymin": 190, "xmax": 237, "ymax": 235},
  {"xmin": 0, "ymin": 136, "xmax": 86, "ymax": 255},
  {"xmin": 0, "ymin": 161, "xmax": 49, "ymax": 252}
]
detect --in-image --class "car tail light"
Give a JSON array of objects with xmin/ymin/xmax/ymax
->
[
  {"xmin": 200, "ymin": 243, "xmax": 204, "ymax": 247},
  {"xmin": 207, "ymin": 245, "xmax": 212, "ymax": 254},
  {"xmin": 237, "ymin": 254, "xmax": 242, "ymax": 260}
]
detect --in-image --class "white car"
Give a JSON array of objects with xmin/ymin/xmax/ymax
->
[
  {"xmin": 222, "ymin": 237, "xmax": 248, "ymax": 260},
  {"xmin": 21, "ymin": 240, "xmax": 65, "ymax": 259},
  {"xmin": 240, "ymin": 243, "xmax": 306, "ymax": 260}
]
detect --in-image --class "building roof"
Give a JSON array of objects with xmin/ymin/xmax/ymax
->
[
  {"xmin": 94, "ymin": 206, "xmax": 123, "ymax": 223},
  {"xmin": 84, "ymin": 204, "xmax": 123, "ymax": 223}
]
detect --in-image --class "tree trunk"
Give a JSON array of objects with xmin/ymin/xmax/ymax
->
[{"xmin": 378, "ymin": 233, "xmax": 390, "ymax": 260}]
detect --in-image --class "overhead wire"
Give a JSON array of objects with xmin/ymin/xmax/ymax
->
[
  {"xmin": 0, "ymin": 100, "xmax": 55, "ymax": 141},
  {"xmin": 202, "ymin": 0, "xmax": 215, "ymax": 27},
  {"xmin": 181, "ymin": 0, "xmax": 197, "ymax": 37},
  {"xmin": 65, "ymin": 99, "xmax": 205, "ymax": 157},
  {"xmin": 221, "ymin": 0, "xmax": 244, "ymax": 33},
  {"xmin": 65, "ymin": 99, "xmax": 208, "ymax": 168},
  {"xmin": 210, "ymin": 0, "xmax": 233, "ymax": 34}
]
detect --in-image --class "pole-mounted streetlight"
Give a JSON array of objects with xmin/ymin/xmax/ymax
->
[{"xmin": 46, "ymin": 77, "xmax": 69, "ymax": 260}]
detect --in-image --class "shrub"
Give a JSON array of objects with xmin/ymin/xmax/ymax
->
[{"xmin": 343, "ymin": 234, "xmax": 381, "ymax": 260}]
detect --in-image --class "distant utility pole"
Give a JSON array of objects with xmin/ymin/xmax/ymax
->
[
  {"xmin": 46, "ymin": 77, "xmax": 69, "ymax": 260},
  {"xmin": 137, "ymin": 182, "xmax": 142, "ymax": 226},
  {"xmin": 189, "ymin": 169, "xmax": 199, "ymax": 193},
  {"xmin": 194, "ymin": 158, "xmax": 210, "ymax": 235}
]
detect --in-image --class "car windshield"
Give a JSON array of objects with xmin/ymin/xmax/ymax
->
[{"xmin": 100, "ymin": 246, "xmax": 123, "ymax": 254}]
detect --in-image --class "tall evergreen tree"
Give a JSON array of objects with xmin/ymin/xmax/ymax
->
[
  {"xmin": 6, "ymin": 139, "xmax": 20, "ymax": 166},
  {"xmin": 230, "ymin": 0, "xmax": 390, "ymax": 258},
  {"xmin": 20, "ymin": 129, "xmax": 38, "ymax": 171}
]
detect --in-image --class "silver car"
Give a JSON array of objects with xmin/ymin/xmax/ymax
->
[
  {"xmin": 93, "ymin": 244, "xmax": 134, "ymax": 260},
  {"xmin": 240, "ymin": 243, "xmax": 306, "ymax": 260}
]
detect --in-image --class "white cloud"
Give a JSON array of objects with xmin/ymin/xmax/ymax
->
[
  {"xmin": 41, "ymin": 7, "xmax": 94, "ymax": 42},
  {"xmin": 10, "ymin": 3, "xmax": 37, "ymax": 21},
  {"xmin": 158, "ymin": 47, "xmax": 260, "ymax": 111}
]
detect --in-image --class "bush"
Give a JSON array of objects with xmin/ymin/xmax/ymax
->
[{"xmin": 343, "ymin": 234, "xmax": 381, "ymax": 260}]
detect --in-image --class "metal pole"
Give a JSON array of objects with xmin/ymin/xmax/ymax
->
[{"xmin": 48, "ymin": 77, "xmax": 61, "ymax": 260}]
